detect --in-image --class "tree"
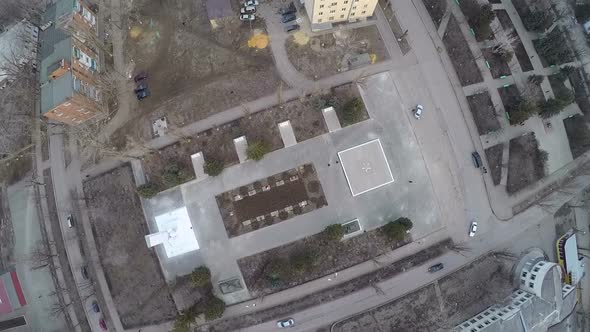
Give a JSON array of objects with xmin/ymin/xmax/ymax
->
[
  {"xmin": 395, "ymin": 217, "xmax": 413, "ymax": 230},
  {"xmin": 509, "ymin": 111, "xmax": 531, "ymax": 125},
  {"xmin": 523, "ymin": 10, "xmax": 554, "ymax": 32},
  {"xmin": 535, "ymin": 29, "xmax": 572, "ymax": 65},
  {"xmin": 382, "ymin": 221, "xmax": 407, "ymax": 241},
  {"xmin": 137, "ymin": 182, "xmax": 160, "ymax": 198},
  {"xmin": 509, "ymin": 99, "xmax": 538, "ymax": 125},
  {"xmin": 161, "ymin": 164, "xmax": 190, "ymax": 187},
  {"xmin": 204, "ymin": 159, "xmax": 224, "ymax": 176},
  {"xmin": 461, "ymin": 0, "xmax": 495, "ymax": 40},
  {"xmin": 29, "ymin": 239, "xmax": 57, "ymax": 270},
  {"xmin": 204, "ymin": 297, "xmax": 226, "ymax": 321},
  {"xmin": 539, "ymin": 91, "xmax": 573, "ymax": 118},
  {"xmin": 323, "ymin": 224, "xmax": 344, "ymax": 241},
  {"xmin": 172, "ymin": 309, "xmax": 196, "ymax": 332},
  {"xmin": 265, "ymin": 258, "xmax": 291, "ymax": 280},
  {"xmin": 190, "ymin": 266, "xmax": 211, "ymax": 287},
  {"xmin": 528, "ymin": 74, "xmax": 544, "ymax": 85},
  {"xmin": 291, "ymin": 250, "xmax": 317, "ymax": 274},
  {"xmin": 341, "ymin": 98, "xmax": 365, "ymax": 125},
  {"xmin": 246, "ymin": 141, "xmax": 269, "ymax": 161}
]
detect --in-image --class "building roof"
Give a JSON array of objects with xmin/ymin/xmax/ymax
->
[
  {"xmin": 151, "ymin": 207, "xmax": 199, "ymax": 258},
  {"xmin": 41, "ymin": 71, "xmax": 74, "ymax": 114},
  {"xmin": 206, "ymin": 0, "xmax": 234, "ymax": 20}
]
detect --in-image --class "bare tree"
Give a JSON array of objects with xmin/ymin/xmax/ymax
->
[{"xmin": 29, "ymin": 239, "xmax": 57, "ymax": 270}]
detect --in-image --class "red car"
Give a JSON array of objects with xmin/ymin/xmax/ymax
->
[{"xmin": 99, "ymin": 318, "xmax": 107, "ymax": 331}]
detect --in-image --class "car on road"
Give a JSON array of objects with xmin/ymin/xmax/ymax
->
[
  {"xmin": 468, "ymin": 221, "xmax": 478, "ymax": 237},
  {"xmin": 281, "ymin": 13, "xmax": 297, "ymax": 23},
  {"xmin": 471, "ymin": 151, "xmax": 482, "ymax": 168},
  {"xmin": 134, "ymin": 81, "xmax": 148, "ymax": 93},
  {"xmin": 428, "ymin": 263, "xmax": 444, "ymax": 273},
  {"xmin": 240, "ymin": 13, "xmax": 255, "ymax": 21},
  {"xmin": 245, "ymin": 0, "xmax": 259, "ymax": 6},
  {"xmin": 135, "ymin": 88, "xmax": 150, "ymax": 100},
  {"xmin": 240, "ymin": 5, "xmax": 256, "ymax": 13},
  {"xmin": 66, "ymin": 214, "xmax": 74, "ymax": 228},
  {"xmin": 414, "ymin": 104, "xmax": 423, "ymax": 119},
  {"xmin": 81, "ymin": 266, "xmax": 89, "ymax": 279},
  {"xmin": 284, "ymin": 24, "xmax": 300, "ymax": 33},
  {"xmin": 91, "ymin": 301, "xmax": 100, "ymax": 313},
  {"xmin": 277, "ymin": 318, "xmax": 295, "ymax": 328},
  {"xmin": 99, "ymin": 318, "xmax": 107, "ymax": 331}
]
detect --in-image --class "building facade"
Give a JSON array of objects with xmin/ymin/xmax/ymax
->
[
  {"xmin": 304, "ymin": 0, "xmax": 378, "ymax": 31},
  {"xmin": 0, "ymin": 19, "xmax": 39, "ymax": 89},
  {"xmin": 40, "ymin": 0, "xmax": 101, "ymax": 125}
]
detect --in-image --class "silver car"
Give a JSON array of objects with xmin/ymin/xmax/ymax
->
[
  {"xmin": 239, "ymin": 13, "xmax": 255, "ymax": 21},
  {"xmin": 414, "ymin": 104, "xmax": 423, "ymax": 119},
  {"xmin": 468, "ymin": 221, "xmax": 478, "ymax": 237},
  {"xmin": 277, "ymin": 318, "xmax": 294, "ymax": 328}
]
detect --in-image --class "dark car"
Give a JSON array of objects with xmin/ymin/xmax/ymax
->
[
  {"xmin": 284, "ymin": 24, "xmax": 300, "ymax": 33},
  {"xmin": 279, "ymin": 2, "xmax": 296, "ymax": 15},
  {"xmin": 136, "ymin": 88, "xmax": 150, "ymax": 100},
  {"xmin": 91, "ymin": 301, "xmax": 100, "ymax": 313},
  {"xmin": 81, "ymin": 266, "xmax": 89, "ymax": 280},
  {"xmin": 134, "ymin": 81, "xmax": 148, "ymax": 93},
  {"xmin": 471, "ymin": 151, "xmax": 482, "ymax": 168},
  {"xmin": 281, "ymin": 13, "xmax": 297, "ymax": 23},
  {"xmin": 428, "ymin": 263, "xmax": 444, "ymax": 273},
  {"xmin": 99, "ymin": 318, "xmax": 107, "ymax": 331},
  {"xmin": 133, "ymin": 71, "xmax": 147, "ymax": 83}
]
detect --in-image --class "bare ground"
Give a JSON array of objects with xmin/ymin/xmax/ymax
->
[
  {"xmin": 83, "ymin": 166, "xmax": 176, "ymax": 328},
  {"xmin": 497, "ymin": 85, "xmax": 521, "ymax": 114},
  {"xmin": 564, "ymin": 115, "xmax": 590, "ymax": 159},
  {"xmin": 485, "ymin": 143, "xmax": 504, "ymax": 186},
  {"xmin": 443, "ymin": 16, "xmax": 483, "ymax": 86},
  {"xmin": 482, "ymin": 48, "xmax": 511, "ymax": 79},
  {"xmin": 507, "ymin": 133, "xmax": 547, "ymax": 194},
  {"xmin": 113, "ymin": 0, "xmax": 282, "ymax": 141},
  {"xmin": 495, "ymin": 10, "xmax": 514, "ymax": 31},
  {"xmin": 238, "ymin": 224, "xmax": 411, "ymax": 298},
  {"xmin": 513, "ymin": 40, "xmax": 533, "ymax": 72},
  {"xmin": 423, "ymin": 0, "xmax": 447, "ymax": 28},
  {"xmin": 332, "ymin": 254, "xmax": 515, "ymax": 332},
  {"xmin": 467, "ymin": 91, "xmax": 501, "ymax": 135},
  {"xmin": 197, "ymin": 239, "xmax": 452, "ymax": 332},
  {"xmin": 286, "ymin": 25, "xmax": 389, "ymax": 80}
]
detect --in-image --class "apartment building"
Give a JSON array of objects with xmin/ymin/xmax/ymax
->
[
  {"xmin": 40, "ymin": 0, "xmax": 101, "ymax": 125},
  {"xmin": 304, "ymin": 0, "xmax": 378, "ymax": 30}
]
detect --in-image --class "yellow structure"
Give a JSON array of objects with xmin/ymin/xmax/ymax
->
[{"xmin": 304, "ymin": 0, "xmax": 378, "ymax": 30}]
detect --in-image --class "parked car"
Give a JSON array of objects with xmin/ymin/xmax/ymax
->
[
  {"xmin": 134, "ymin": 81, "xmax": 148, "ymax": 93},
  {"xmin": 91, "ymin": 301, "xmax": 100, "ymax": 313},
  {"xmin": 99, "ymin": 318, "xmax": 107, "ymax": 331},
  {"xmin": 468, "ymin": 221, "xmax": 478, "ymax": 237},
  {"xmin": 241, "ymin": 5, "xmax": 256, "ymax": 13},
  {"xmin": 471, "ymin": 151, "xmax": 482, "ymax": 168},
  {"xmin": 279, "ymin": 2, "xmax": 297, "ymax": 15},
  {"xmin": 284, "ymin": 24, "xmax": 300, "ymax": 33},
  {"xmin": 414, "ymin": 104, "xmax": 423, "ymax": 119},
  {"xmin": 66, "ymin": 214, "xmax": 74, "ymax": 228},
  {"xmin": 240, "ymin": 13, "xmax": 256, "ymax": 21},
  {"xmin": 81, "ymin": 266, "xmax": 89, "ymax": 280},
  {"xmin": 277, "ymin": 318, "xmax": 295, "ymax": 328},
  {"xmin": 245, "ymin": 0, "xmax": 259, "ymax": 6},
  {"xmin": 133, "ymin": 71, "xmax": 147, "ymax": 82},
  {"xmin": 428, "ymin": 263, "xmax": 444, "ymax": 273},
  {"xmin": 136, "ymin": 88, "xmax": 151, "ymax": 100},
  {"xmin": 281, "ymin": 13, "xmax": 297, "ymax": 23}
]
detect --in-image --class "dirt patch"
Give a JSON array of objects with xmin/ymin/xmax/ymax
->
[
  {"xmin": 443, "ymin": 16, "xmax": 483, "ymax": 86},
  {"xmin": 485, "ymin": 144, "xmax": 504, "ymax": 186},
  {"xmin": 238, "ymin": 223, "xmax": 411, "ymax": 298},
  {"xmin": 467, "ymin": 91, "xmax": 501, "ymax": 135},
  {"xmin": 495, "ymin": 10, "xmax": 514, "ymax": 31},
  {"xmin": 512, "ymin": 40, "xmax": 533, "ymax": 72},
  {"xmin": 43, "ymin": 169, "xmax": 91, "ymax": 332},
  {"xmin": 216, "ymin": 164, "xmax": 327, "ymax": 237},
  {"xmin": 333, "ymin": 254, "xmax": 515, "ymax": 331},
  {"xmin": 380, "ymin": 0, "xmax": 411, "ymax": 54},
  {"xmin": 507, "ymin": 133, "xmax": 547, "ymax": 194},
  {"xmin": 481, "ymin": 48, "xmax": 511, "ymax": 79},
  {"xmin": 115, "ymin": 0, "xmax": 282, "ymax": 140},
  {"xmin": 533, "ymin": 29, "xmax": 574, "ymax": 67},
  {"xmin": 286, "ymin": 25, "xmax": 389, "ymax": 80},
  {"xmin": 569, "ymin": 68, "xmax": 590, "ymax": 114},
  {"xmin": 197, "ymin": 239, "xmax": 452, "ymax": 332},
  {"xmin": 548, "ymin": 74, "xmax": 571, "ymax": 97},
  {"xmin": 522, "ymin": 79, "xmax": 546, "ymax": 104},
  {"xmin": 564, "ymin": 115, "xmax": 590, "ymax": 158},
  {"xmin": 83, "ymin": 165, "xmax": 176, "ymax": 328},
  {"xmin": 497, "ymin": 85, "xmax": 521, "ymax": 115},
  {"xmin": 422, "ymin": 0, "xmax": 447, "ymax": 28}
]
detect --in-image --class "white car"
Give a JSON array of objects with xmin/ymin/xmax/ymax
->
[
  {"xmin": 277, "ymin": 318, "xmax": 294, "ymax": 328},
  {"xmin": 414, "ymin": 104, "xmax": 423, "ymax": 119},
  {"xmin": 468, "ymin": 221, "xmax": 478, "ymax": 237},
  {"xmin": 239, "ymin": 13, "xmax": 255, "ymax": 21},
  {"xmin": 245, "ymin": 0, "xmax": 259, "ymax": 6},
  {"xmin": 241, "ymin": 5, "xmax": 256, "ymax": 13}
]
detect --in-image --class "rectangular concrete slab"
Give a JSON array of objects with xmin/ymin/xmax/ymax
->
[
  {"xmin": 190, "ymin": 152, "xmax": 208, "ymax": 181},
  {"xmin": 322, "ymin": 106, "xmax": 342, "ymax": 132},
  {"xmin": 233, "ymin": 136, "xmax": 248, "ymax": 163},
  {"xmin": 338, "ymin": 139, "xmax": 394, "ymax": 196},
  {"xmin": 278, "ymin": 120, "xmax": 297, "ymax": 147}
]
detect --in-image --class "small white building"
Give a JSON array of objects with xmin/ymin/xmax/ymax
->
[{"xmin": 0, "ymin": 19, "xmax": 39, "ymax": 89}]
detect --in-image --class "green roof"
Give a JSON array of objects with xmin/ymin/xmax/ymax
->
[{"xmin": 41, "ymin": 71, "xmax": 73, "ymax": 114}]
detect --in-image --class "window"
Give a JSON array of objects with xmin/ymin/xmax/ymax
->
[
  {"xmin": 361, "ymin": 10, "xmax": 366, "ymax": 14},
  {"xmin": 364, "ymin": 4, "xmax": 368, "ymax": 7},
  {"xmin": 344, "ymin": 0, "xmax": 348, "ymax": 3},
  {"xmin": 331, "ymin": 2, "xmax": 337, "ymax": 5},
  {"xmin": 329, "ymin": 16, "xmax": 334, "ymax": 20},
  {"xmin": 319, "ymin": 11, "xmax": 323, "ymax": 15},
  {"xmin": 320, "ymin": 4, "xmax": 324, "ymax": 8},
  {"xmin": 350, "ymin": 12, "xmax": 355, "ymax": 16},
  {"xmin": 74, "ymin": 0, "xmax": 81, "ymax": 12},
  {"xmin": 342, "ymin": 7, "xmax": 346, "ymax": 11},
  {"xmin": 318, "ymin": 18, "xmax": 323, "ymax": 23},
  {"xmin": 330, "ymin": 9, "xmax": 335, "ymax": 13},
  {"xmin": 340, "ymin": 14, "xmax": 344, "ymax": 18},
  {"xmin": 73, "ymin": 47, "xmax": 81, "ymax": 59},
  {"xmin": 352, "ymin": 6, "xmax": 356, "ymax": 9}
]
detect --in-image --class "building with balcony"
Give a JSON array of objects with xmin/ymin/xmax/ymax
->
[
  {"xmin": 40, "ymin": 0, "xmax": 101, "ymax": 125},
  {"xmin": 304, "ymin": 0, "xmax": 378, "ymax": 31}
]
